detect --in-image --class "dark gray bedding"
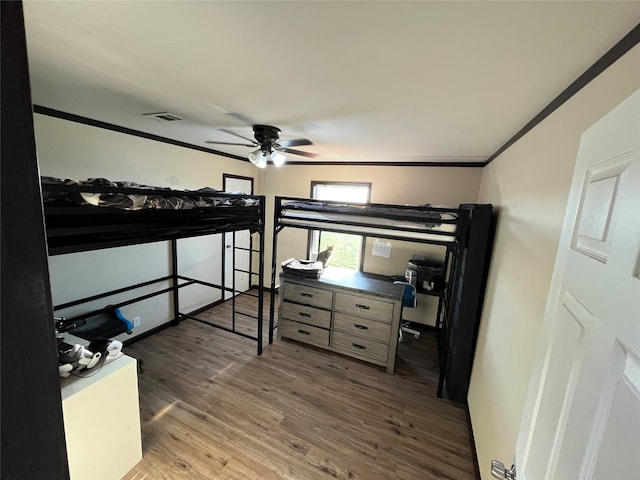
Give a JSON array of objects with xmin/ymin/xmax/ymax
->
[{"xmin": 41, "ymin": 176, "xmax": 259, "ymax": 210}]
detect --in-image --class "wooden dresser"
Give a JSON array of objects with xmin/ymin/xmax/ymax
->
[{"xmin": 278, "ymin": 269, "xmax": 405, "ymax": 373}]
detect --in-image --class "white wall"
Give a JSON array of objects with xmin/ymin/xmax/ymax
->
[
  {"xmin": 35, "ymin": 114, "xmax": 255, "ymax": 339},
  {"xmin": 468, "ymin": 45, "xmax": 640, "ymax": 478}
]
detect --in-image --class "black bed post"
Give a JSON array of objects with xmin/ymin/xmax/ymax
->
[
  {"xmin": 1, "ymin": 2, "xmax": 70, "ymax": 477},
  {"xmin": 268, "ymin": 228, "xmax": 279, "ymax": 344},
  {"xmin": 437, "ymin": 207, "xmax": 471, "ymax": 398},
  {"xmin": 268, "ymin": 197, "xmax": 282, "ymax": 344},
  {"xmin": 257, "ymin": 196, "xmax": 266, "ymax": 354},
  {"xmin": 171, "ymin": 238, "xmax": 180, "ymax": 325}
]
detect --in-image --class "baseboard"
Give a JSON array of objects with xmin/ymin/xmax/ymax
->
[
  {"xmin": 122, "ymin": 292, "xmax": 265, "ymax": 346},
  {"xmin": 406, "ymin": 323, "xmax": 440, "ymax": 333},
  {"xmin": 185, "ymin": 298, "xmax": 225, "ymax": 317},
  {"xmin": 465, "ymin": 404, "xmax": 481, "ymax": 480},
  {"xmin": 420, "ymin": 324, "xmax": 440, "ymax": 332},
  {"xmin": 122, "ymin": 300, "xmax": 225, "ymax": 346},
  {"xmin": 122, "ymin": 321, "xmax": 175, "ymax": 347}
]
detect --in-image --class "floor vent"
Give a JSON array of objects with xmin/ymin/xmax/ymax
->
[{"xmin": 142, "ymin": 112, "xmax": 184, "ymax": 122}]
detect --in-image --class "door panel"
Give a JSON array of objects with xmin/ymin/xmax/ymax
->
[
  {"xmin": 524, "ymin": 291, "xmax": 591, "ymax": 480},
  {"xmin": 572, "ymin": 153, "xmax": 631, "ymax": 263},
  {"xmin": 588, "ymin": 347, "xmax": 640, "ymax": 479}
]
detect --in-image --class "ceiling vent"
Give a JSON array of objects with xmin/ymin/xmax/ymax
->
[{"xmin": 142, "ymin": 112, "xmax": 184, "ymax": 122}]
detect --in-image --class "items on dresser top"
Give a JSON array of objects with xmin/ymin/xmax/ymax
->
[
  {"xmin": 58, "ymin": 334, "xmax": 124, "ymax": 380},
  {"xmin": 281, "ymin": 258, "xmax": 324, "ymax": 278},
  {"xmin": 278, "ymin": 268, "xmax": 405, "ymax": 373},
  {"xmin": 407, "ymin": 255, "xmax": 445, "ymax": 292}
]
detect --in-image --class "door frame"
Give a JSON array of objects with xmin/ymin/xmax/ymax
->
[{"xmin": 1, "ymin": 2, "xmax": 70, "ymax": 477}]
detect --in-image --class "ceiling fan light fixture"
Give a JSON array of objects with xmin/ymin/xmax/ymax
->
[
  {"xmin": 270, "ymin": 150, "xmax": 286, "ymax": 167},
  {"xmin": 248, "ymin": 148, "xmax": 267, "ymax": 168}
]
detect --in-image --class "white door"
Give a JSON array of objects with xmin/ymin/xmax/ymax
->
[
  {"xmin": 514, "ymin": 90, "xmax": 640, "ymax": 480},
  {"xmin": 223, "ymin": 176, "xmax": 252, "ymax": 300}
]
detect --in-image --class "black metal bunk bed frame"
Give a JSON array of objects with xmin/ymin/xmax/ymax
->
[
  {"xmin": 42, "ymin": 182, "xmax": 267, "ymax": 355},
  {"xmin": 267, "ymin": 196, "xmax": 483, "ymax": 398}
]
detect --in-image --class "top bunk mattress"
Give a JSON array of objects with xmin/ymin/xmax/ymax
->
[
  {"xmin": 277, "ymin": 199, "xmax": 459, "ymax": 243},
  {"xmin": 41, "ymin": 177, "xmax": 265, "ymax": 254},
  {"xmin": 41, "ymin": 176, "xmax": 260, "ymax": 209}
]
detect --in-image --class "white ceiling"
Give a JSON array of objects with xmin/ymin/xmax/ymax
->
[{"xmin": 23, "ymin": 1, "xmax": 640, "ymax": 165}]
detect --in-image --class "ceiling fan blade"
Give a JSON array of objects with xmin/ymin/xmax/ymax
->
[
  {"xmin": 279, "ymin": 147, "xmax": 319, "ymax": 158},
  {"xmin": 219, "ymin": 128, "xmax": 257, "ymax": 145},
  {"xmin": 225, "ymin": 112, "xmax": 256, "ymax": 126},
  {"xmin": 205, "ymin": 140, "xmax": 256, "ymax": 147},
  {"xmin": 277, "ymin": 138, "xmax": 313, "ymax": 148}
]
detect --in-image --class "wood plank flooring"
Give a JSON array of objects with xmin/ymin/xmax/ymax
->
[{"xmin": 122, "ymin": 291, "xmax": 475, "ymax": 480}]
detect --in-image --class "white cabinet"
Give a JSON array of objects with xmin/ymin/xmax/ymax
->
[{"xmin": 61, "ymin": 354, "xmax": 142, "ymax": 480}]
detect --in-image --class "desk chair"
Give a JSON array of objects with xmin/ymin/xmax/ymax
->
[{"xmin": 394, "ymin": 281, "xmax": 420, "ymax": 341}]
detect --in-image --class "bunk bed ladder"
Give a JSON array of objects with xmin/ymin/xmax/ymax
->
[
  {"xmin": 268, "ymin": 200, "xmax": 286, "ymax": 344},
  {"xmin": 181, "ymin": 201, "xmax": 266, "ymax": 355},
  {"xmin": 268, "ymin": 232, "xmax": 282, "ymax": 344},
  {"xmin": 225, "ymin": 229, "xmax": 265, "ymax": 354},
  {"xmin": 436, "ymin": 211, "xmax": 469, "ymax": 397}
]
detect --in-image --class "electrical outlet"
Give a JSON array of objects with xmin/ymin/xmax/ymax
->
[{"xmin": 133, "ymin": 316, "xmax": 141, "ymax": 328}]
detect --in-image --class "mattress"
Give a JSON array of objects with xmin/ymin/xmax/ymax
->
[
  {"xmin": 279, "ymin": 200, "xmax": 458, "ymax": 243},
  {"xmin": 41, "ymin": 177, "xmax": 264, "ymax": 254},
  {"xmin": 41, "ymin": 176, "xmax": 260, "ymax": 209}
]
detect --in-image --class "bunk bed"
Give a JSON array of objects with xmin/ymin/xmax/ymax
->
[
  {"xmin": 269, "ymin": 196, "xmax": 493, "ymax": 402},
  {"xmin": 276, "ymin": 199, "xmax": 459, "ymax": 242},
  {"xmin": 41, "ymin": 177, "xmax": 267, "ymax": 354}
]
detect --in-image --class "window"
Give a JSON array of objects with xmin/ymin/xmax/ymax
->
[{"xmin": 309, "ymin": 182, "xmax": 371, "ymax": 271}]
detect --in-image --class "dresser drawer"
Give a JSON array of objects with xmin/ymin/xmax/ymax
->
[
  {"xmin": 282, "ymin": 282, "xmax": 334, "ymax": 309},
  {"xmin": 334, "ymin": 292, "xmax": 394, "ymax": 322},
  {"xmin": 280, "ymin": 301, "xmax": 332, "ymax": 329},
  {"xmin": 331, "ymin": 331, "xmax": 389, "ymax": 364},
  {"xmin": 279, "ymin": 319, "xmax": 330, "ymax": 348},
  {"xmin": 333, "ymin": 312, "xmax": 392, "ymax": 343}
]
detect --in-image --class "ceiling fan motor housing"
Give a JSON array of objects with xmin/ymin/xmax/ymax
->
[{"xmin": 253, "ymin": 125, "xmax": 281, "ymax": 149}]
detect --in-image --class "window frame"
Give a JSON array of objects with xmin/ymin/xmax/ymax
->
[{"xmin": 307, "ymin": 181, "xmax": 372, "ymax": 271}]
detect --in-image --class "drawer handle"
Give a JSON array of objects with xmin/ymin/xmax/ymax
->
[
  {"xmin": 298, "ymin": 329, "xmax": 311, "ymax": 335},
  {"xmin": 354, "ymin": 324, "xmax": 369, "ymax": 330},
  {"xmin": 352, "ymin": 343, "xmax": 366, "ymax": 350},
  {"xmin": 356, "ymin": 304, "xmax": 370, "ymax": 310},
  {"xmin": 299, "ymin": 312, "xmax": 311, "ymax": 318},
  {"xmin": 301, "ymin": 292, "xmax": 314, "ymax": 298}
]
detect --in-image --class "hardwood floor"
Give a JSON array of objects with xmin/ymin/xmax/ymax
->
[{"xmin": 122, "ymin": 292, "xmax": 475, "ymax": 480}]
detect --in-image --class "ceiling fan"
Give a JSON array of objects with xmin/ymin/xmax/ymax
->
[{"xmin": 205, "ymin": 124, "xmax": 318, "ymax": 168}]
